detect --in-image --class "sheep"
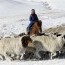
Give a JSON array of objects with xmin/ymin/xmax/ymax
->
[
  {"xmin": 33, "ymin": 35, "xmax": 65, "ymax": 59},
  {"xmin": 22, "ymin": 34, "xmax": 65, "ymax": 59},
  {"xmin": 0, "ymin": 35, "xmax": 34, "ymax": 60}
]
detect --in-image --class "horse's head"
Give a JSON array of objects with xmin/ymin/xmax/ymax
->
[
  {"xmin": 37, "ymin": 20, "xmax": 42, "ymax": 27},
  {"xmin": 36, "ymin": 20, "xmax": 42, "ymax": 33}
]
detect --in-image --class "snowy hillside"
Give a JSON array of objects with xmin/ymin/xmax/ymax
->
[
  {"xmin": 0, "ymin": 0, "xmax": 65, "ymax": 38},
  {"xmin": 25, "ymin": 0, "xmax": 65, "ymax": 11},
  {"xmin": 45, "ymin": 0, "xmax": 65, "ymax": 10},
  {"xmin": 0, "ymin": 0, "xmax": 51, "ymax": 17},
  {"xmin": 0, "ymin": 10, "xmax": 65, "ymax": 37}
]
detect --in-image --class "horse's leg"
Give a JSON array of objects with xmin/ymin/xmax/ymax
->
[
  {"xmin": 27, "ymin": 32, "xmax": 30, "ymax": 35},
  {"xmin": 26, "ymin": 27, "xmax": 29, "ymax": 35}
]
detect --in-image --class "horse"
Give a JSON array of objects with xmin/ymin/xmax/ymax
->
[{"xmin": 27, "ymin": 20, "xmax": 42, "ymax": 35}]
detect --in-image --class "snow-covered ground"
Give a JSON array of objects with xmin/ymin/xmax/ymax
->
[
  {"xmin": 0, "ymin": 0, "xmax": 51, "ymax": 17},
  {"xmin": 0, "ymin": 0, "xmax": 65, "ymax": 65},
  {"xmin": 0, "ymin": 59, "xmax": 65, "ymax": 65},
  {"xmin": 0, "ymin": 10, "xmax": 65, "ymax": 37},
  {"xmin": 28, "ymin": 0, "xmax": 65, "ymax": 11}
]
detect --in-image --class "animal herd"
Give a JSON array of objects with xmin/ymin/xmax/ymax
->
[{"xmin": 0, "ymin": 32, "xmax": 65, "ymax": 61}]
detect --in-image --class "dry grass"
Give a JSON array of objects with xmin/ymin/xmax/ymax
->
[{"xmin": 43, "ymin": 24, "xmax": 65, "ymax": 33}]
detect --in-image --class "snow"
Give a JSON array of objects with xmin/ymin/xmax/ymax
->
[
  {"xmin": 0, "ymin": 10, "xmax": 65, "ymax": 37},
  {"xmin": 24, "ymin": 0, "xmax": 65, "ymax": 11},
  {"xmin": 0, "ymin": 0, "xmax": 65, "ymax": 65},
  {"xmin": 0, "ymin": 0, "xmax": 50, "ymax": 17},
  {"xmin": 45, "ymin": 0, "xmax": 65, "ymax": 10},
  {"xmin": 0, "ymin": 59, "xmax": 65, "ymax": 65}
]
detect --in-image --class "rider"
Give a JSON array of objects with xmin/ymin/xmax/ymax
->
[{"xmin": 27, "ymin": 9, "xmax": 39, "ymax": 32}]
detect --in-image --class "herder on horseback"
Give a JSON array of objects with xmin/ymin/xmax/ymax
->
[{"xmin": 27, "ymin": 9, "xmax": 42, "ymax": 35}]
